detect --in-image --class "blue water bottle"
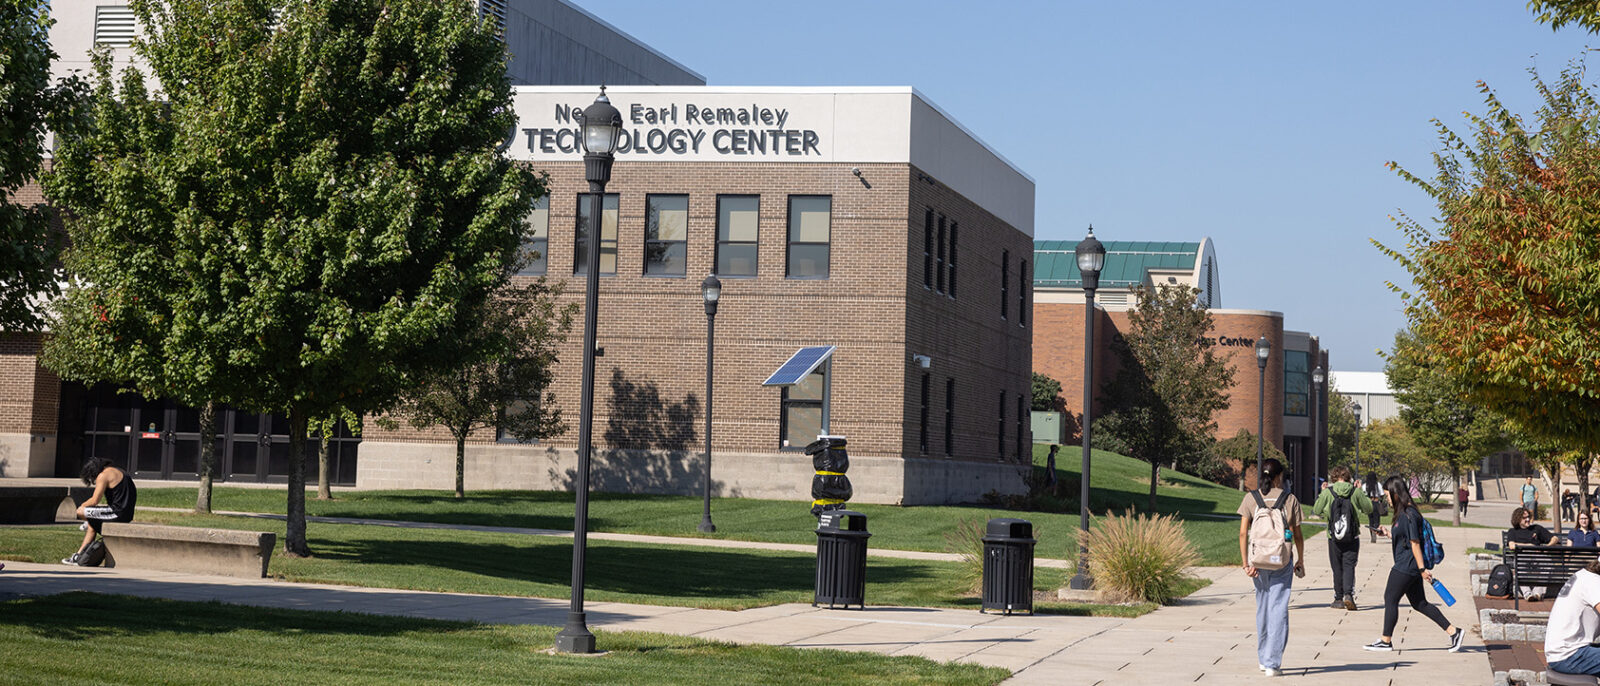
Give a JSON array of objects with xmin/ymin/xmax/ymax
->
[{"xmin": 1430, "ymin": 578, "xmax": 1457, "ymax": 607}]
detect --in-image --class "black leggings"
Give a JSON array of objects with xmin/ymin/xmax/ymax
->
[{"xmin": 1382, "ymin": 568, "xmax": 1450, "ymax": 637}]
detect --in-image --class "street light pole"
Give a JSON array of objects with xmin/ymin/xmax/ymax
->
[
  {"xmin": 1069, "ymin": 227, "xmax": 1105, "ymax": 591},
  {"xmin": 1312, "ymin": 365, "xmax": 1325, "ymax": 485},
  {"xmin": 699, "ymin": 274, "xmax": 721, "ymax": 534},
  {"xmin": 1254, "ymin": 336, "xmax": 1271, "ymax": 491},
  {"xmin": 1353, "ymin": 403, "xmax": 1363, "ymax": 476},
  {"xmin": 556, "ymin": 87, "xmax": 622, "ymax": 655}
]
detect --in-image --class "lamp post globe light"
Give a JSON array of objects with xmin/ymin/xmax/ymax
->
[
  {"xmin": 1069, "ymin": 226, "xmax": 1105, "ymax": 591},
  {"xmin": 1353, "ymin": 402, "xmax": 1363, "ymax": 476},
  {"xmin": 1254, "ymin": 336, "xmax": 1271, "ymax": 491},
  {"xmin": 699, "ymin": 274, "xmax": 721, "ymax": 534},
  {"xmin": 1312, "ymin": 365, "xmax": 1325, "ymax": 485},
  {"xmin": 556, "ymin": 86, "xmax": 622, "ymax": 655}
]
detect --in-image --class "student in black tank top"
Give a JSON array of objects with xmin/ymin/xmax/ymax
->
[{"xmin": 63, "ymin": 456, "xmax": 138, "ymax": 566}]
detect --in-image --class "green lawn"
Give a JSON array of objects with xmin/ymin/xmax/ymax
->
[
  {"xmin": 133, "ymin": 444, "xmax": 1287, "ymax": 566},
  {"xmin": 0, "ymin": 593, "xmax": 1008, "ymax": 686}
]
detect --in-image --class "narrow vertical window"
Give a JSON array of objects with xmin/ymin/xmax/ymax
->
[
  {"xmin": 944, "ymin": 378, "xmax": 956, "ymax": 457},
  {"xmin": 574, "ymin": 193, "xmax": 618, "ymax": 276},
  {"xmin": 1016, "ymin": 395, "xmax": 1027, "ymax": 459},
  {"xmin": 516, "ymin": 195, "xmax": 549, "ymax": 276},
  {"xmin": 644, "ymin": 194, "xmax": 688, "ymax": 276},
  {"xmin": 919, "ymin": 373, "xmax": 930, "ymax": 455},
  {"xmin": 780, "ymin": 364, "xmax": 828, "ymax": 449},
  {"xmin": 786, "ymin": 195, "xmax": 831, "ymax": 278},
  {"xmin": 1019, "ymin": 258, "xmax": 1029, "ymax": 326},
  {"xmin": 1000, "ymin": 250, "xmax": 1010, "ymax": 320},
  {"xmin": 948, "ymin": 222, "xmax": 958, "ymax": 298},
  {"xmin": 716, "ymin": 195, "xmax": 759, "ymax": 276},
  {"xmin": 923, "ymin": 208, "xmax": 934, "ymax": 289},
  {"xmin": 935, "ymin": 214, "xmax": 946, "ymax": 293},
  {"xmin": 997, "ymin": 390, "xmax": 1006, "ymax": 455}
]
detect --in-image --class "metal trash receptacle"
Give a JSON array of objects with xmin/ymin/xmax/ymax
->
[
  {"xmin": 981, "ymin": 518, "xmax": 1035, "ymax": 615},
  {"xmin": 814, "ymin": 509, "xmax": 869, "ymax": 609}
]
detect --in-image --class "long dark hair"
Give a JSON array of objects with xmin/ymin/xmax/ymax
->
[
  {"xmin": 1384, "ymin": 476, "xmax": 1416, "ymax": 524},
  {"xmin": 80, "ymin": 456, "xmax": 113, "ymax": 486},
  {"xmin": 1259, "ymin": 458, "xmax": 1284, "ymax": 491}
]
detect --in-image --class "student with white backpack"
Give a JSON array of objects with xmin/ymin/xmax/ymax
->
[{"xmin": 1237, "ymin": 458, "xmax": 1305, "ymax": 677}]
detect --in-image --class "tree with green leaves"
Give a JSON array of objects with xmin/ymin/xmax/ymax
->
[
  {"xmin": 1528, "ymin": 0, "xmax": 1600, "ymax": 33},
  {"xmin": 1091, "ymin": 284, "xmax": 1236, "ymax": 511},
  {"xmin": 1031, "ymin": 372, "xmax": 1063, "ymax": 412},
  {"xmin": 1385, "ymin": 328, "xmax": 1505, "ymax": 524},
  {"xmin": 1207, "ymin": 429, "xmax": 1284, "ymax": 490},
  {"xmin": 1379, "ymin": 60, "xmax": 1600, "ymax": 469},
  {"xmin": 0, "ymin": 0, "xmax": 76, "ymax": 332},
  {"xmin": 400, "ymin": 275, "xmax": 574, "ymax": 498},
  {"xmin": 1326, "ymin": 392, "xmax": 1360, "ymax": 471},
  {"xmin": 1357, "ymin": 417, "xmax": 1444, "ymax": 499},
  {"xmin": 43, "ymin": 0, "xmax": 539, "ymax": 556}
]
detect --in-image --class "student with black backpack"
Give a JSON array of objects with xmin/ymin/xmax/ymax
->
[
  {"xmin": 1364, "ymin": 476, "xmax": 1464, "ymax": 653},
  {"xmin": 1312, "ymin": 465, "xmax": 1372, "ymax": 610}
]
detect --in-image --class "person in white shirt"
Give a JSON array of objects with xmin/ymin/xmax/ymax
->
[{"xmin": 1546, "ymin": 560, "xmax": 1600, "ymax": 675}]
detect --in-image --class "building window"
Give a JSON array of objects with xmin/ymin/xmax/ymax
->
[
  {"xmin": 935, "ymin": 214, "xmax": 946, "ymax": 293},
  {"xmin": 495, "ymin": 399, "xmax": 539, "ymax": 444},
  {"xmin": 781, "ymin": 363, "xmax": 828, "ymax": 449},
  {"xmin": 923, "ymin": 208, "xmax": 934, "ymax": 289},
  {"xmin": 997, "ymin": 391, "xmax": 1006, "ymax": 455},
  {"xmin": 716, "ymin": 195, "xmax": 759, "ymax": 277},
  {"xmin": 944, "ymin": 377, "xmax": 956, "ymax": 457},
  {"xmin": 919, "ymin": 373, "xmax": 930, "ymax": 455},
  {"xmin": 948, "ymin": 222, "xmax": 958, "ymax": 298},
  {"xmin": 94, "ymin": 6, "xmax": 137, "ymax": 47},
  {"xmin": 476, "ymin": 0, "xmax": 508, "ymax": 37},
  {"xmin": 1016, "ymin": 395, "xmax": 1026, "ymax": 459},
  {"xmin": 574, "ymin": 193, "xmax": 618, "ymax": 276},
  {"xmin": 786, "ymin": 195, "xmax": 831, "ymax": 278},
  {"xmin": 1000, "ymin": 250, "xmax": 1009, "ymax": 320},
  {"xmin": 1284, "ymin": 350, "xmax": 1310, "ymax": 417},
  {"xmin": 644, "ymin": 194, "xmax": 688, "ymax": 277},
  {"xmin": 1019, "ymin": 258, "xmax": 1029, "ymax": 327},
  {"xmin": 515, "ymin": 196, "xmax": 549, "ymax": 276}
]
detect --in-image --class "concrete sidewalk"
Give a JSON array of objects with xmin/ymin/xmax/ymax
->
[{"xmin": 0, "ymin": 522, "xmax": 1494, "ymax": 684}]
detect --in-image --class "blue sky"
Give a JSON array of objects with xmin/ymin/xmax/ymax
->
[{"xmin": 584, "ymin": 1, "xmax": 1594, "ymax": 373}]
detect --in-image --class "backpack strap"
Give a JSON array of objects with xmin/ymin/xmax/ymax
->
[
  {"xmin": 1251, "ymin": 490, "xmax": 1267, "ymax": 510},
  {"xmin": 1266, "ymin": 489, "xmax": 1285, "ymax": 510}
]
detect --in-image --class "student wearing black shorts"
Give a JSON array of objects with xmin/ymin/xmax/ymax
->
[{"xmin": 63, "ymin": 457, "xmax": 138, "ymax": 566}]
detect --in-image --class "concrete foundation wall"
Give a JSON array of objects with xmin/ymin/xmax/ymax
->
[
  {"xmin": 0, "ymin": 433, "xmax": 56, "ymax": 478},
  {"xmin": 358, "ymin": 441, "xmax": 1026, "ymax": 506}
]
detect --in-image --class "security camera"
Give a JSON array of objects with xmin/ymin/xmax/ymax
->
[
  {"xmin": 912, "ymin": 354, "xmax": 932, "ymax": 369},
  {"xmin": 851, "ymin": 167, "xmax": 862, "ymax": 176}
]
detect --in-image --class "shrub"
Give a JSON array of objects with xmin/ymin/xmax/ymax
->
[{"xmin": 1080, "ymin": 510, "xmax": 1199, "ymax": 604}]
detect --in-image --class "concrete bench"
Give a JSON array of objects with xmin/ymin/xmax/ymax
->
[
  {"xmin": 100, "ymin": 523, "xmax": 276, "ymax": 579},
  {"xmin": 0, "ymin": 486, "xmax": 92, "ymax": 524}
]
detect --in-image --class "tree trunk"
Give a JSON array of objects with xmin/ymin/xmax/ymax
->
[
  {"xmin": 284, "ymin": 407, "xmax": 311, "ymax": 557},
  {"xmin": 1578, "ymin": 454, "xmax": 1594, "ymax": 524},
  {"xmin": 316, "ymin": 433, "xmax": 332, "ymax": 500},
  {"xmin": 455, "ymin": 432, "xmax": 467, "ymax": 499},
  {"xmin": 195, "ymin": 401, "xmax": 217, "ymax": 513},
  {"xmin": 1548, "ymin": 467, "xmax": 1563, "ymax": 534},
  {"xmin": 1451, "ymin": 465, "xmax": 1461, "ymax": 527},
  {"xmin": 1148, "ymin": 459, "xmax": 1159, "ymax": 513}
]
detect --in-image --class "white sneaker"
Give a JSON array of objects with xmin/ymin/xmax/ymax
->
[
  {"xmin": 1264, "ymin": 667, "xmax": 1282, "ymax": 677},
  {"xmin": 60, "ymin": 553, "xmax": 84, "ymax": 566},
  {"xmin": 78, "ymin": 522, "xmax": 87, "ymax": 531}
]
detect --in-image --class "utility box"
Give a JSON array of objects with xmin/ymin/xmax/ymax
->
[{"xmin": 1031, "ymin": 411, "xmax": 1064, "ymax": 444}]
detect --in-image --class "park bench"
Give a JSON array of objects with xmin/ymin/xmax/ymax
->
[
  {"xmin": 0, "ymin": 485, "xmax": 92, "ymax": 524},
  {"xmin": 1504, "ymin": 542, "xmax": 1600, "ymax": 609},
  {"xmin": 99, "ymin": 523, "xmax": 276, "ymax": 579}
]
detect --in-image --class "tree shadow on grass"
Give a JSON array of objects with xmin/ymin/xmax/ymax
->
[
  {"xmin": 1, "ymin": 591, "xmax": 478, "ymax": 641},
  {"xmin": 302, "ymin": 535, "xmax": 945, "ymax": 602}
]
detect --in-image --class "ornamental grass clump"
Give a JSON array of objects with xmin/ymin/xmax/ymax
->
[{"xmin": 1081, "ymin": 510, "xmax": 1198, "ymax": 604}]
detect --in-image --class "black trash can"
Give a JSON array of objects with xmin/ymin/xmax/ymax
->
[
  {"xmin": 814, "ymin": 509, "xmax": 870, "ymax": 609},
  {"xmin": 981, "ymin": 518, "xmax": 1035, "ymax": 615}
]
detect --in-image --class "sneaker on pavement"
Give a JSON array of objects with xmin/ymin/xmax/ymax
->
[
  {"xmin": 78, "ymin": 521, "xmax": 87, "ymax": 531},
  {"xmin": 1264, "ymin": 667, "xmax": 1282, "ymax": 677},
  {"xmin": 1330, "ymin": 600, "xmax": 1344, "ymax": 609},
  {"xmin": 1448, "ymin": 628, "xmax": 1465, "ymax": 653},
  {"xmin": 1344, "ymin": 596, "xmax": 1358, "ymax": 611},
  {"xmin": 60, "ymin": 553, "xmax": 83, "ymax": 566},
  {"xmin": 1363, "ymin": 640, "xmax": 1393, "ymax": 652}
]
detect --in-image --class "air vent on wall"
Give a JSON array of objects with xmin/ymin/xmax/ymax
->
[
  {"xmin": 477, "ymin": 0, "xmax": 507, "ymax": 37},
  {"xmin": 1098, "ymin": 292, "xmax": 1129, "ymax": 306},
  {"xmin": 94, "ymin": 6, "xmax": 137, "ymax": 47}
]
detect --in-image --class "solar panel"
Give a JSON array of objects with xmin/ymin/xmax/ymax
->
[{"xmin": 762, "ymin": 346, "xmax": 835, "ymax": 386}]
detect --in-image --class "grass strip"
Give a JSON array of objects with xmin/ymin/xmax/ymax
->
[{"xmin": 0, "ymin": 592, "xmax": 1009, "ymax": 686}]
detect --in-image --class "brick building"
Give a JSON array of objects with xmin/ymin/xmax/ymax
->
[{"xmin": 1031, "ymin": 239, "xmax": 1332, "ymax": 495}]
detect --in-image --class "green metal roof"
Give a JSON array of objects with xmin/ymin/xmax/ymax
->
[{"xmin": 1033, "ymin": 240, "xmax": 1201, "ymax": 289}]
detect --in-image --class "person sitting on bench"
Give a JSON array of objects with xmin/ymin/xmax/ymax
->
[
  {"xmin": 62, "ymin": 457, "xmax": 138, "ymax": 566},
  {"xmin": 1547, "ymin": 558, "xmax": 1600, "ymax": 677},
  {"xmin": 1509, "ymin": 506, "xmax": 1557, "ymax": 601}
]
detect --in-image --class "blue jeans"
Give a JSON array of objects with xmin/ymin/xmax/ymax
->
[
  {"xmin": 1551, "ymin": 644, "xmax": 1600, "ymax": 675},
  {"xmin": 1253, "ymin": 563, "xmax": 1294, "ymax": 669}
]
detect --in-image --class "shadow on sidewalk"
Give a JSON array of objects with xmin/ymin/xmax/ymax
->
[{"xmin": 1297, "ymin": 660, "xmax": 1416, "ymax": 675}]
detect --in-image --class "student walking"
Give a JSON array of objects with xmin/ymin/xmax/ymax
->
[
  {"xmin": 1365, "ymin": 473, "xmax": 1385, "ymax": 543},
  {"xmin": 1238, "ymin": 458, "xmax": 1304, "ymax": 677},
  {"xmin": 1524, "ymin": 477, "xmax": 1540, "ymax": 514},
  {"xmin": 1364, "ymin": 476, "xmax": 1464, "ymax": 653},
  {"xmin": 1312, "ymin": 465, "xmax": 1373, "ymax": 610}
]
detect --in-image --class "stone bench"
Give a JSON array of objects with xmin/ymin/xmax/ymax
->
[
  {"xmin": 0, "ymin": 486, "xmax": 92, "ymax": 524},
  {"xmin": 100, "ymin": 523, "xmax": 276, "ymax": 579}
]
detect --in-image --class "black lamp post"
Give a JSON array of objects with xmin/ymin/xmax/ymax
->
[
  {"xmin": 1312, "ymin": 365, "xmax": 1325, "ymax": 484},
  {"xmin": 1254, "ymin": 336, "xmax": 1271, "ymax": 491},
  {"xmin": 555, "ymin": 87, "xmax": 622, "ymax": 655},
  {"xmin": 1068, "ymin": 226, "xmax": 1105, "ymax": 591},
  {"xmin": 698, "ymin": 274, "xmax": 721, "ymax": 534},
  {"xmin": 1353, "ymin": 402, "xmax": 1363, "ymax": 476}
]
